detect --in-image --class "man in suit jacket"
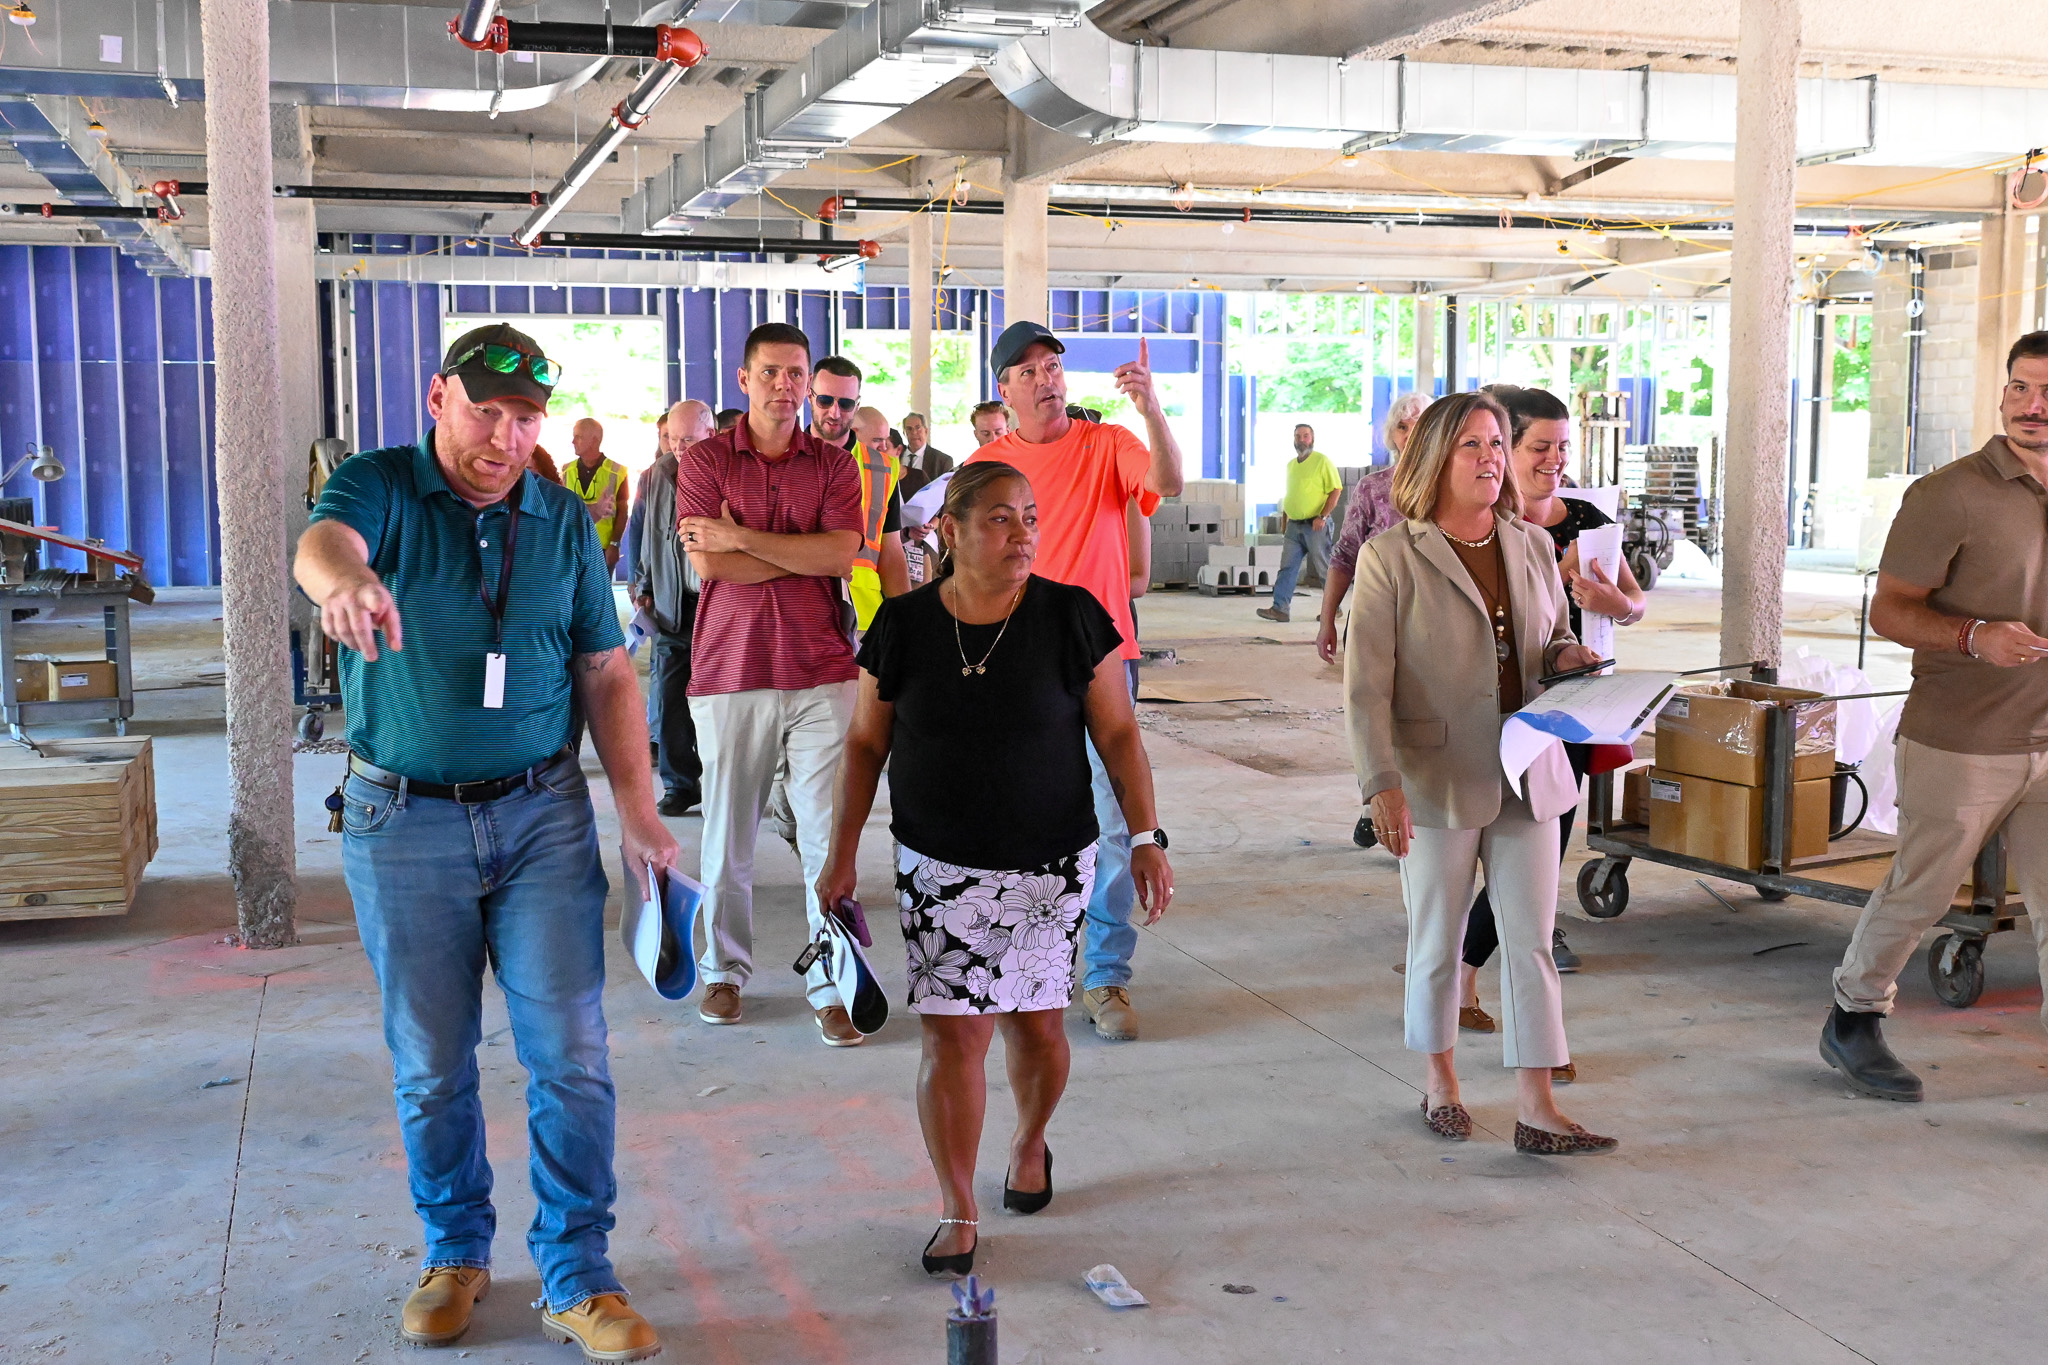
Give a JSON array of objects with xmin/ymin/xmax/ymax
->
[{"xmin": 902, "ymin": 412, "xmax": 953, "ymax": 485}]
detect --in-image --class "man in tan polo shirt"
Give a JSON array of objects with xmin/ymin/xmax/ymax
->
[{"xmin": 1822, "ymin": 331, "xmax": 2048, "ymax": 1101}]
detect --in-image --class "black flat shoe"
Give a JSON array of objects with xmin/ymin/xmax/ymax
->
[
  {"xmin": 1003, "ymin": 1144, "xmax": 1053, "ymax": 1214},
  {"xmin": 921, "ymin": 1219, "xmax": 977, "ymax": 1278}
]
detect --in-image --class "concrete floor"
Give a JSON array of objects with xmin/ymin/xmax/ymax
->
[{"xmin": 6, "ymin": 575, "xmax": 2045, "ymax": 1365}]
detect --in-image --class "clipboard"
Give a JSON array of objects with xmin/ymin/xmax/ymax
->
[{"xmin": 619, "ymin": 852, "xmax": 705, "ymax": 1001}]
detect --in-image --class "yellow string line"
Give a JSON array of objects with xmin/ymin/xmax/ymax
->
[{"xmin": 763, "ymin": 188, "xmax": 824, "ymax": 226}]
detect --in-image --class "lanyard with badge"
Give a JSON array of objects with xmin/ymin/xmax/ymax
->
[{"xmin": 477, "ymin": 481, "xmax": 522, "ymax": 709}]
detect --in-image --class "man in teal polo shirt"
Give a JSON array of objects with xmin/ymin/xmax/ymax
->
[{"xmin": 295, "ymin": 323, "xmax": 675, "ymax": 1362}]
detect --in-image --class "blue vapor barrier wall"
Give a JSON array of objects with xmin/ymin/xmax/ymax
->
[{"xmin": 0, "ymin": 244, "xmax": 215, "ymax": 585}]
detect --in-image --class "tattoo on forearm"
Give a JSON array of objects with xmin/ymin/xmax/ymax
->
[{"xmin": 573, "ymin": 651, "xmax": 612, "ymax": 675}]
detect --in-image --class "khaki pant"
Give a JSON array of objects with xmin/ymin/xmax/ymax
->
[
  {"xmin": 1833, "ymin": 736, "xmax": 2048, "ymax": 1016},
  {"xmin": 690, "ymin": 682, "xmax": 856, "ymax": 1010},
  {"xmin": 1401, "ymin": 782, "xmax": 1568, "ymax": 1069}
]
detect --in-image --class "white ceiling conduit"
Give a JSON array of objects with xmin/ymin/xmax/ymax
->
[
  {"xmin": 305, "ymin": 251, "xmax": 845, "ymax": 289},
  {"xmin": 0, "ymin": 0, "xmax": 684, "ymax": 112},
  {"xmin": 988, "ymin": 20, "xmax": 2048, "ymax": 170},
  {"xmin": 624, "ymin": 0, "xmax": 1085, "ymax": 232}
]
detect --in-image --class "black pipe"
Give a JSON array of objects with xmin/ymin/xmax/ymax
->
[
  {"xmin": 500, "ymin": 19, "xmax": 658, "ymax": 56},
  {"xmin": 0, "ymin": 203, "xmax": 154, "ymax": 219},
  {"xmin": 834, "ymin": 194, "xmax": 1926, "ymax": 237},
  {"xmin": 174, "ymin": 182, "xmax": 546, "ymax": 207},
  {"xmin": 534, "ymin": 229, "xmax": 868, "ymax": 257}
]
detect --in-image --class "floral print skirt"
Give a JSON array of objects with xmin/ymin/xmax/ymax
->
[{"xmin": 895, "ymin": 843, "xmax": 1097, "ymax": 1015}]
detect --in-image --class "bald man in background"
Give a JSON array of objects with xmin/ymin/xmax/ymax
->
[
  {"xmin": 634, "ymin": 399, "xmax": 713, "ymax": 814},
  {"xmin": 566, "ymin": 417, "xmax": 630, "ymax": 572}
]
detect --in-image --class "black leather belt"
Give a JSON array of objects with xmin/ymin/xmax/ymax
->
[{"xmin": 346, "ymin": 744, "xmax": 578, "ymax": 805}]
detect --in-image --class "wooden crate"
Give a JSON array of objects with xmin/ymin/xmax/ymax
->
[{"xmin": 0, "ymin": 737, "xmax": 157, "ymax": 921}]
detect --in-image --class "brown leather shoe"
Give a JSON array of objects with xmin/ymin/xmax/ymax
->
[
  {"xmin": 1514, "ymin": 1120, "xmax": 1617, "ymax": 1155},
  {"xmin": 1082, "ymin": 986, "xmax": 1139, "ymax": 1041},
  {"xmin": 1458, "ymin": 1004, "xmax": 1496, "ymax": 1033},
  {"xmin": 697, "ymin": 982, "xmax": 742, "ymax": 1025},
  {"xmin": 540, "ymin": 1293, "xmax": 661, "ymax": 1362},
  {"xmin": 1552, "ymin": 1062, "xmax": 1577, "ymax": 1084},
  {"xmin": 1420, "ymin": 1096, "xmax": 1473, "ymax": 1140},
  {"xmin": 815, "ymin": 1004, "xmax": 864, "ymax": 1047},
  {"xmin": 400, "ymin": 1266, "xmax": 489, "ymax": 1346}
]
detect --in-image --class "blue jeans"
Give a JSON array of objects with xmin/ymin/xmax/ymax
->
[
  {"xmin": 341, "ymin": 757, "xmax": 621, "ymax": 1314},
  {"xmin": 1272, "ymin": 518, "xmax": 1331, "ymax": 612},
  {"xmin": 1082, "ymin": 735, "xmax": 1137, "ymax": 992}
]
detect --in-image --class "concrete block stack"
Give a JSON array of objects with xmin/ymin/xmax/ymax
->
[{"xmin": 1151, "ymin": 480, "xmax": 1246, "ymax": 588}]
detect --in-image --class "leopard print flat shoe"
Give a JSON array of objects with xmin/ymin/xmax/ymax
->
[
  {"xmin": 1513, "ymin": 1120, "xmax": 1618, "ymax": 1155},
  {"xmin": 1421, "ymin": 1097, "xmax": 1473, "ymax": 1141}
]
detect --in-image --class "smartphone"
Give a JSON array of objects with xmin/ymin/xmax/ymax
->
[{"xmin": 833, "ymin": 896, "xmax": 872, "ymax": 948}]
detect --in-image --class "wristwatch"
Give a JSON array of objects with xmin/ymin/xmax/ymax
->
[{"xmin": 1131, "ymin": 828, "xmax": 1170, "ymax": 851}]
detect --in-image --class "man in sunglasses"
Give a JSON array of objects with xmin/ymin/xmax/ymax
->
[
  {"xmin": 809, "ymin": 356, "xmax": 908, "ymax": 632},
  {"xmin": 295, "ymin": 322, "xmax": 673, "ymax": 1361}
]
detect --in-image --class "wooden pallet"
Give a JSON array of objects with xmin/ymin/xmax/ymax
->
[{"xmin": 0, "ymin": 737, "xmax": 156, "ymax": 921}]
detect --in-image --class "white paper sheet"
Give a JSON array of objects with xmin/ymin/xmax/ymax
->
[
  {"xmin": 1500, "ymin": 670, "xmax": 1679, "ymax": 787},
  {"xmin": 1573, "ymin": 522, "xmax": 1625, "ymax": 661},
  {"xmin": 622, "ymin": 862, "xmax": 666, "ymax": 987},
  {"xmin": 624, "ymin": 608, "xmax": 657, "ymax": 658}
]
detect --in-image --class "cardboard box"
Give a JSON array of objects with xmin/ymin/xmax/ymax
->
[
  {"xmin": 11, "ymin": 660, "xmax": 46, "ymax": 703},
  {"xmin": 1646, "ymin": 767, "xmax": 1829, "ymax": 871},
  {"xmin": 46, "ymin": 659, "xmax": 117, "ymax": 701},
  {"xmin": 1621, "ymin": 767, "xmax": 1650, "ymax": 824},
  {"xmin": 1653, "ymin": 681, "xmax": 1836, "ymax": 787}
]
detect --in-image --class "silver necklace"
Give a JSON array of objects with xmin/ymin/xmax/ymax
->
[{"xmin": 948, "ymin": 579, "xmax": 1025, "ymax": 676}]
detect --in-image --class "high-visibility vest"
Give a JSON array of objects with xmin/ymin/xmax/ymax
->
[
  {"xmin": 566, "ymin": 456, "xmax": 627, "ymax": 548},
  {"xmin": 848, "ymin": 438, "xmax": 901, "ymax": 632}
]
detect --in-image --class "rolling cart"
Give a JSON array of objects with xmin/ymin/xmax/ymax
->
[{"xmin": 1575, "ymin": 679, "xmax": 2019, "ymax": 1008}]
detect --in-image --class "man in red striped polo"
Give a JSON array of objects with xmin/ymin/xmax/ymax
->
[{"xmin": 677, "ymin": 321, "xmax": 868, "ymax": 1047}]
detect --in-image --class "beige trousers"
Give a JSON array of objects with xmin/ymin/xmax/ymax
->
[
  {"xmin": 1833, "ymin": 735, "xmax": 2048, "ymax": 1016},
  {"xmin": 1401, "ymin": 782, "xmax": 1568, "ymax": 1068},
  {"xmin": 690, "ymin": 681, "xmax": 856, "ymax": 1010}
]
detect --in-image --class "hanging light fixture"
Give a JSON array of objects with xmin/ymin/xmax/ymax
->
[
  {"xmin": 86, "ymin": 117, "xmax": 110, "ymax": 141},
  {"xmin": 6, "ymin": 2, "xmax": 36, "ymax": 26}
]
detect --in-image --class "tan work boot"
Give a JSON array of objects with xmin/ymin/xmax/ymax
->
[
  {"xmin": 400, "ymin": 1266, "xmax": 489, "ymax": 1346},
  {"xmin": 815, "ymin": 1004, "xmax": 863, "ymax": 1047},
  {"xmin": 540, "ymin": 1293, "xmax": 661, "ymax": 1362},
  {"xmin": 697, "ymin": 982, "xmax": 742, "ymax": 1025},
  {"xmin": 1081, "ymin": 986, "xmax": 1139, "ymax": 1041}
]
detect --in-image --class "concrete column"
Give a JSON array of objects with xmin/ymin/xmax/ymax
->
[
  {"xmin": 908, "ymin": 210, "xmax": 934, "ymax": 420},
  {"xmin": 1974, "ymin": 208, "xmax": 2029, "ymax": 447},
  {"xmin": 201, "ymin": 0, "xmax": 298, "ymax": 947},
  {"xmin": 1413, "ymin": 294, "xmax": 1437, "ymax": 396},
  {"xmin": 1001, "ymin": 177, "xmax": 1048, "ymax": 328},
  {"xmin": 1718, "ymin": 0, "xmax": 1799, "ymax": 672}
]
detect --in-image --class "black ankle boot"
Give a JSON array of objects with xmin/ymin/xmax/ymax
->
[{"xmin": 1820, "ymin": 1005, "xmax": 1923, "ymax": 1102}]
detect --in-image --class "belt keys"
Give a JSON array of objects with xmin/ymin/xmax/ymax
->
[{"xmin": 325, "ymin": 784, "xmax": 345, "ymax": 833}]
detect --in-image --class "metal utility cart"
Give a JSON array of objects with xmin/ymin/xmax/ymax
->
[
  {"xmin": 1575, "ymin": 679, "xmax": 2019, "ymax": 1008},
  {"xmin": 0, "ymin": 520, "xmax": 150, "ymax": 742}
]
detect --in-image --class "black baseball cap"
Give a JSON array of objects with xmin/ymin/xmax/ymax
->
[
  {"xmin": 440, "ymin": 322, "xmax": 556, "ymax": 409},
  {"xmin": 989, "ymin": 320, "xmax": 1063, "ymax": 380}
]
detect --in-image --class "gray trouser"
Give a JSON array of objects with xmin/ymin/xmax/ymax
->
[{"xmin": 1833, "ymin": 736, "xmax": 2048, "ymax": 1017}]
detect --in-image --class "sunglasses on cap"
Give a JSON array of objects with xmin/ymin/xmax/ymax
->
[
  {"xmin": 812, "ymin": 394, "xmax": 859, "ymax": 412},
  {"xmin": 445, "ymin": 341, "xmax": 560, "ymax": 389}
]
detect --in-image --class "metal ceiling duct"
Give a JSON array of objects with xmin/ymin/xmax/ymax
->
[
  {"xmin": 624, "ymin": 0, "xmax": 1086, "ymax": 231},
  {"xmin": 0, "ymin": 0, "xmax": 680, "ymax": 112},
  {"xmin": 307, "ymin": 251, "xmax": 851, "ymax": 290},
  {"xmin": 987, "ymin": 19, "xmax": 2048, "ymax": 169},
  {"xmin": 0, "ymin": 96, "xmax": 188, "ymax": 273}
]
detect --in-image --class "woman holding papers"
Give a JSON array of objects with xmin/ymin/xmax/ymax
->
[
  {"xmin": 1458, "ymin": 387, "xmax": 1649, "ymax": 1043},
  {"xmin": 1344, "ymin": 389, "xmax": 1618, "ymax": 1155},
  {"xmin": 818, "ymin": 461, "xmax": 1175, "ymax": 1277}
]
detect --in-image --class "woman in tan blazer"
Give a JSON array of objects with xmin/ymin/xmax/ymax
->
[{"xmin": 1344, "ymin": 389, "xmax": 1617, "ymax": 1156}]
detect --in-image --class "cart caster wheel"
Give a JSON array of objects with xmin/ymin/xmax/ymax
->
[
  {"xmin": 1928, "ymin": 933, "xmax": 1986, "ymax": 1008},
  {"xmin": 1577, "ymin": 859, "xmax": 1630, "ymax": 918},
  {"xmin": 297, "ymin": 710, "xmax": 324, "ymax": 743},
  {"xmin": 1756, "ymin": 886, "xmax": 1792, "ymax": 902},
  {"xmin": 1630, "ymin": 551, "xmax": 1661, "ymax": 591}
]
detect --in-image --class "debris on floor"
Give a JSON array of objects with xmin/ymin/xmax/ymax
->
[
  {"xmin": 1083, "ymin": 1265, "xmax": 1148, "ymax": 1309},
  {"xmin": 201, "ymin": 1076, "xmax": 240, "ymax": 1089},
  {"xmin": 1222, "ymin": 1283, "xmax": 1257, "ymax": 1294}
]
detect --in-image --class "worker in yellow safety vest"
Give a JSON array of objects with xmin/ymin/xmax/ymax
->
[
  {"xmin": 565, "ymin": 417, "xmax": 631, "ymax": 572},
  {"xmin": 809, "ymin": 357, "xmax": 907, "ymax": 632}
]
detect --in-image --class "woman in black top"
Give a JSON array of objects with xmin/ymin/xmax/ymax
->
[
  {"xmin": 818, "ymin": 461, "xmax": 1174, "ymax": 1279},
  {"xmin": 1459, "ymin": 386, "xmax": 1648, "ymax": 1072}
]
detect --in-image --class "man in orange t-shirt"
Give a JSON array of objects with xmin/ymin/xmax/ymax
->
[{"xmin": 970, "ymin": 320, "xmax": 1185, "ymax": 1041}]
